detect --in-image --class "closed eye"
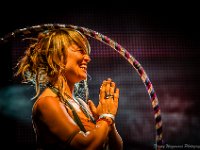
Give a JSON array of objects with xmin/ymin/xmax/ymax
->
[
  {"xmin": 70, "ymin": 47, "xmax": 87, "ymax": 55},
  {"xmin": 76, "ymin": 49, "xmax": 86, "ymax": 54}
]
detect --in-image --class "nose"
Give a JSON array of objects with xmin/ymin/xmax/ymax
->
[{"xmin": 84, "ymin": 54, "xmax": 91, "ymax": 63}]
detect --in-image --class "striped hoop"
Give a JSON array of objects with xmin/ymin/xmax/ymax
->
[{"xmin": 0, "ymin": 23, "xmax": 164, "ymax": 149}]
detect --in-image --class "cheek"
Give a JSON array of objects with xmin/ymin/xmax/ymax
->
[
  {"xmin": 65, "ymin": 51, "xmax": 83, "ymax": 69},
  {"xmin": 65, "ymin": 61, "xmax": 74, "ymax": 70},
  {"xmin": 65, "ymin": 58, "xmax": 78, "ymax": 71},
  {"xmin": 71, "ymin": 55, "xmax": 83, "ymax": 65}
]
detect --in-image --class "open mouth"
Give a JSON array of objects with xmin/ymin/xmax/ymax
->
[{"xmin": 80, "ymin": 65, "xmax": 87, "ymax": 71}]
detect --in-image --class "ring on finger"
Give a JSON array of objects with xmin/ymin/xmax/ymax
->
[{"xmin": 105, "ymin": 94, "xmax": 114, "ymax": 99}]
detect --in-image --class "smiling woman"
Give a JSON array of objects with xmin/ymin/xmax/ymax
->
[
  {"xmin": 14, "ymin": 28, "xmax": 123, "ymax": 150},
  {"xmin": 63, "ymin": 43, "xmax": 91, "ymax": 83}
]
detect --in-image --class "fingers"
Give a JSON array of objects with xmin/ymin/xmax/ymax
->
[
  {"xmin": 113, "ymin": 88, "xmax": 119, "ymax": 103},
  {"xmin": 99, "ymin": 78, "xmax": 111, "ymax": 101},
  {"xmin": 88, "ymin": 100, "xmax": 97, "ymax": 116},
  {"xmin": 110, "ymin": 81, "xmax": 115, "ymax": 96},
  {"xmin": 105, "ymin": 78, "xmax": 112, "ymax": 96},
  {"xmin": 100, "ymin": 78, "xmax": 119, "ymax": 101},
  {"xmin": 99, "ymin": 81, "xmax": 106, "ymax": 102},
  {"xmin": 97, "ymin": 78, "xmax": 120, "ymax": 116}
]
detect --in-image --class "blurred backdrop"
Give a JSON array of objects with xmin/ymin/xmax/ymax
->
[{"xmin": 0, "ymin": 3, "xmax": 200, "ymax": 150}]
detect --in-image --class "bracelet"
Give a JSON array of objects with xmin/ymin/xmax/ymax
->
[
  {"xmin": 96, "ymin": 118, "xmax": 113, "ymax": 126},
  {"xmin": 99, "ymin": 113, "xmax": 115, "ymax": 121}
]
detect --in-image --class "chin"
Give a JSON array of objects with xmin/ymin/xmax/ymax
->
[
  {"xmin": 81, "ymin": 73, "xmax": 87, "ymax": 79},
  {"xmin": 81, "ymin": 76, "xmax": 87, "ymax": 81},
  {"xmin": 77, "ymin": 75, "xmax": 87, "ymax": 82}
]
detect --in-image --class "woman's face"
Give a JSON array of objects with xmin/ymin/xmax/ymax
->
[{"xmin": 64, "ymin": 44, "xmax": 91, "ymax": 84}]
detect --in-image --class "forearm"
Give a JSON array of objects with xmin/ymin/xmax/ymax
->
[
  {"xmin": 71, "ymin": 120, "xmax": 110, "ymax": 149},
  {"xmin": 108, "ymin": 123, "xmax": 123, "ymax": 150}
]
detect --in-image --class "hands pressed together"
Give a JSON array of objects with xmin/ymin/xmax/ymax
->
[{"xmin": 88, "ymin": 78, "xmax": 119, "ymax": 125}]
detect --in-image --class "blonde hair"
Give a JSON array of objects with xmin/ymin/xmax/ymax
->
[{"xmin": 15, "ymin": 28, "xmax": 91, "ymax": 99}]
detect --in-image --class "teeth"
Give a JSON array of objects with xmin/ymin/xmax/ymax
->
[
  {"xmin": 80, "ymin": 65, "xmax": 87, "ymax": 70},
  {"xmin": 80, "ymin": 67, "xmax": 86, "ymax": 70}
]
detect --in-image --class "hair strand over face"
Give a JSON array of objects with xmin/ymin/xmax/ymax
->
[{"xmin": 15, "ymin": 28, "xmax": 91, "ymax": 100}]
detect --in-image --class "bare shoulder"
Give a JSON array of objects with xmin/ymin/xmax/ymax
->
[
  {"xmin": 36, "ymin": 96, "xmax": 60, "ymax": 107},
  {"xmin": 32, "ymin": 88, "xmax": 62, "ymax": 115},
  {"xmin": 33, "ymin": 96, "xmax": 60, "ymax": 112},
  {"xmin": 33, "ymin": 88, "xmax": 59, "ymax": 109}
]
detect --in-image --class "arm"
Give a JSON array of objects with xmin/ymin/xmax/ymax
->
[
  {"xmin": 88, "ymin": 78, "xmax": 123, "ymax": 150},
  {"xmin": 71, "ymin": 120, "xmax": 110, "ymax": 149},
  {"xmin": 34, "ymin": 96, "xmax": 111, "ymax": 150},
  {"xmin": 108, "ymin": 123, "xmax": 123, "ymax": 150}
]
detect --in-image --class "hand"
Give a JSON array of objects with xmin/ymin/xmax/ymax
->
[{"xmin": 88, "ymin": 78, "xmax": 119, "ymax": 119}]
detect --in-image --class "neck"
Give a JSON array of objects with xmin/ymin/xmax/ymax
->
[
  {"xmin": 53, "ymin": 75, "xmax": 75, "ymax": 98},
  {"xmin": 65, "ymin": 81, "xmax": 75, "ymax": 98}
]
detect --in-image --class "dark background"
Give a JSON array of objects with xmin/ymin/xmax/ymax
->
[{"xmin": 0, "ymin": 2, "xmax": 200, "ymax": 150}]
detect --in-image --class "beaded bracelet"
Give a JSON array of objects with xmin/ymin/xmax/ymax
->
[
  {"xmin": 96, "ymin": 117, "xmax": 113, "ymax": 126},
  {"xmin": 99, "ymin": 113, "xmax": 115, "ymax": 121},
  {"xmin": 96, "ymin": 113, "xmax": 115, "ymax": 126}
]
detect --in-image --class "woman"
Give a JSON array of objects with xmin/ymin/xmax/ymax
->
[{"xmin": 15, "ymin": 28, "xmax": 123, "ymax": 150}]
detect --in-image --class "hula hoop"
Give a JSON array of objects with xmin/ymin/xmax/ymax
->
[{"xmin": 0, "ymin": 23, "xmax": 164, "ymax": 149}]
